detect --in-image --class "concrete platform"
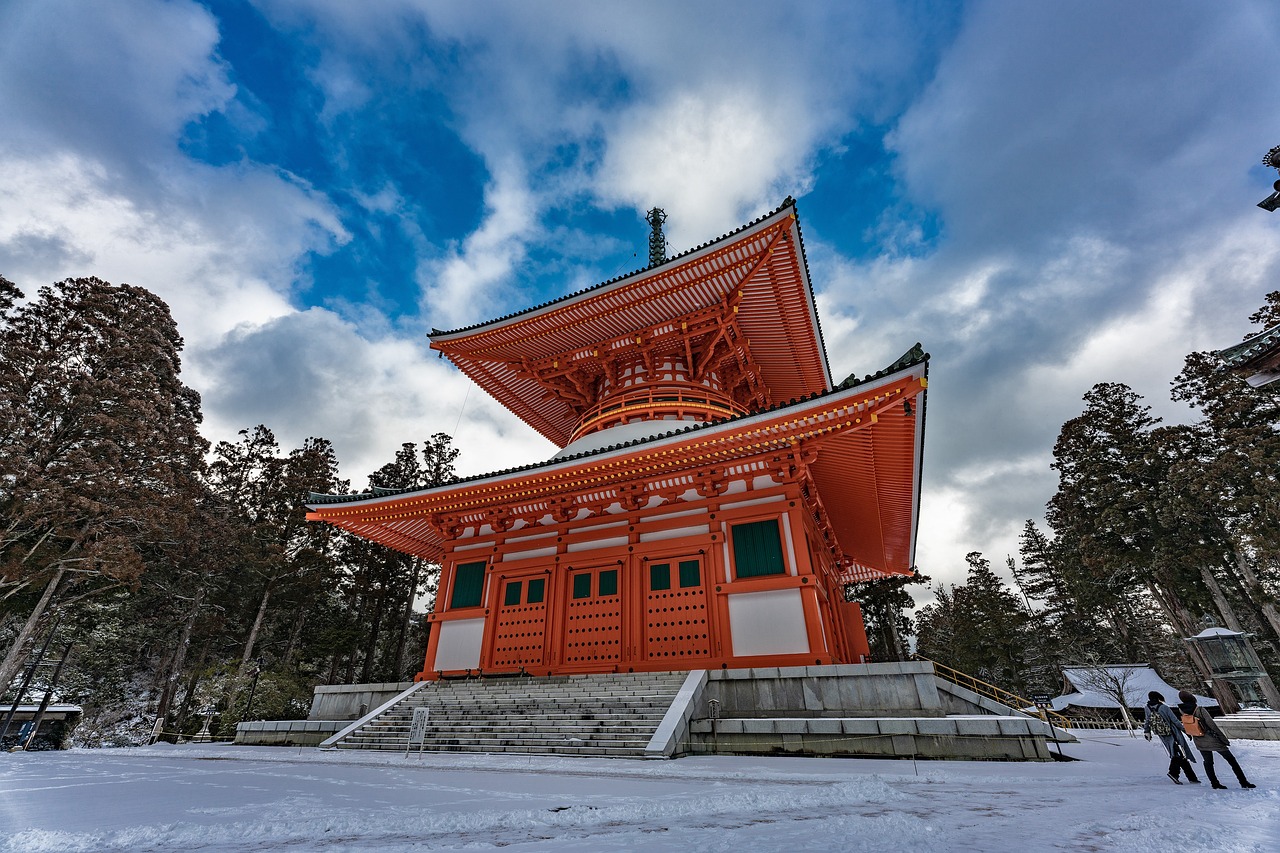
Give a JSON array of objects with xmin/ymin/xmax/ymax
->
[{"xmin": 1215, "ymin": 709, "xmax": 1280, "ymax": 741}]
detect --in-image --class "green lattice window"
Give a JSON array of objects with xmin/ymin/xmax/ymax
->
[
  {"xmin": 730, "ymin": 519, "xmax": 786, "ymax": 578},
  {"xmin": 572, "ymin": 572, "xmax": 592, "ymax": 599},
  {"xmin": 450, "ymin": 561, "xmax": 486, "ymax": 608},
  {"xmin": 503, "ymin": 580, "xmax": 523, "ymax": 606},
  {"xmin": 678, "ymin": 559, "xmax": 701, "ymax": 588},
  {"xmin": 527, "ymin": 578, "xmax": 545, "ymax": 603},
  {"xmin": 599, "ymin": 569, "xmax": 618, "ymax": 597},
  {"xmin": 649, "ymin": 563, "xmax": 671, "ymax": 591}
]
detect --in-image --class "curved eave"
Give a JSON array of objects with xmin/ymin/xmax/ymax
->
[
  {"xmin": 1215, "ymin": 323, "xmax": 1280, "ymax": 386},
  {"xmin": 308, "ymin": 357, "xmax": 927, "ymax": 576},
  {"xmin": 430, "ymin": 201, "xmax": 831, "ymax": 447}
]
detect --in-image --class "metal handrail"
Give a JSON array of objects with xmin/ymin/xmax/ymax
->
[{"xmin": 913, "ymin": 654, "xmax": 1074, "ymax": 729}]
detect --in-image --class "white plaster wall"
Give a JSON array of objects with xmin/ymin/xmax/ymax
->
[
  {"xmin": 727, "ymin": 589, "xmax": 810, "ymax": 657},
  {"xmin": 432, "ymin": 618, "xmax": 486, "ymax": 671}
]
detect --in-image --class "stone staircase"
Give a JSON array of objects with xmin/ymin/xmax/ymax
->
[{"xmin": 325, "ymin": 671, "xmax": 690, "ymax": 758}]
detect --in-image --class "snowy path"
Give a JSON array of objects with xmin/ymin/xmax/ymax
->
[{"xmin": 1, "ymin": 732, "xmax": 1276, "ymax": 851}]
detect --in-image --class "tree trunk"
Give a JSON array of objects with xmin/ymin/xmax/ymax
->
[
  {"xmin": 393, "ymin": 558, "xmax": 421, "ymax": 678},
  {"xmin": 1199, "ymin": 566, "xmax": 1244, "ymax": 632},
  {"xmin": 360, "ymin": 589, "xmax": 386, "ymax": 683},
  {"xmin": 281, "ymin": 608, "xmax": 307, "ymax": 668},
  {"xmin": 155, "ymin": 584, "xmax": 206, "ymax": 729},
  {"xmin": 1233, "ymin": 544, "xmax": 1280, "ymax": 643},
  {"xmin": 0, "ymin": 567, "xmax": 64, "ymax": 693},
  {"xmin": 227, "ymin": 580, "xmax": 272, "ymax": 708}
]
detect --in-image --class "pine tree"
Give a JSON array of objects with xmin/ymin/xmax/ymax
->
[
  {"xmin": 0, "ymin": 278, "xmax": 208, "ymax": 694},
  {"xmin": 915, "ymin": 552, "xmax": 1035, "ymax": 693}
]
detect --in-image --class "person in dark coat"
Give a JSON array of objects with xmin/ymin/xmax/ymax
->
[
  {"xmin": 1177, "ymin": 690, "xmax": 1256, "ymax": 790},
  {"xmin": 1142, "ymin": 690, "xmax": 1199, "ymax": 784}
]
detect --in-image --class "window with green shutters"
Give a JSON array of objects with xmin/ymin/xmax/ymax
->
[
  {"xmin": 649, "ymin": 563, "xmax": 671, "ymax": 591},
  {"xmin": 572, "ymin": 572, "xmax": 592, "ymax": 599},
  {"xmin": 678, "ymin": 559, "xmax": 701, "ymax": 588},
  {"xmin": 599, "ymin": 569, "xmax": 618, "ymax": 597},
  {"xmin": 527, "ymin": 577, "xmax": 545, "ymax": 603},
  {"xmin": 730, "ymin": 519, "xmax": 787, "ymax": 578},
  {"xmin": 450, "ymin": 561, "xmax": 487, "ymax": 608},
  {"xmin": 503, "ymin": 580, "xmax": 523, "ymax": 606}
]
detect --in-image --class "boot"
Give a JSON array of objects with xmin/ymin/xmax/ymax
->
[
  {"xmin": 1211, "ymin": 782, "xmax": 1228, "ymax": 789},
  {"xmin": 1241, "ymin": 781, "xmax": 1256, "ymax": 789}
]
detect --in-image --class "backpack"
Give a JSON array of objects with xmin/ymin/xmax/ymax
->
[
  {"xmin": 1149, "ymin": 707, "xmax": 1172, "ymax": 737},
  {"xmin": 1181, "ymin": 711, "xmax": 1204, "ymax": 737}
]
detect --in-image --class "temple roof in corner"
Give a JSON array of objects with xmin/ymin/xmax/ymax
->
[
  {"xmin": 1215, "ymin": 323, "xmax": 1280, "ymax": 387},
  {"xmin": 429, "ymin": 199, "xmax": 832, "ymax": 448}
]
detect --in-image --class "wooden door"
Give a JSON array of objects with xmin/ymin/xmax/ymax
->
[{"xmin": 642, "ymin": 556, "xmax": 712, "ymax": 663}]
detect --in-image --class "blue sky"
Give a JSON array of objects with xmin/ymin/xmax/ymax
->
[{"xmin": 2, "ymin": 0, "xmax": 1279, "ymax": 595}]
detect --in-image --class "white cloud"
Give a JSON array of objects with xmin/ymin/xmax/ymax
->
[
  {"xmin": 417, "ymin": 164, "xmax": 538, "ymax": 329},
  {"xmin": 595, "ymin": 89, "xmax": 815, "ymax": 249},
  {"xmin": 0, "ymin": 0, "xmax": 233, "ymax": 163},
  {"xmin": 200, "ymin": 308, "xmax": 554, "ymax": 483}
]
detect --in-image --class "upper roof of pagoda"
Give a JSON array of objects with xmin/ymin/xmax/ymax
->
[{"xmin": 429, "ymin": 199, "xmax": 832, "ymax": 448}]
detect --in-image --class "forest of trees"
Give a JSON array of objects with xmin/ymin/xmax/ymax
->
[
  {"xmin": 0, "ymin": 277, "xmax": 458, "ymax": 744},
  {"xmin": 2, "ymin": 275, "xmax": 1278, "ymax": 745},
  {"xmin": 912, "ymin": 292, "xmax": 1280, "ymax": 712}
]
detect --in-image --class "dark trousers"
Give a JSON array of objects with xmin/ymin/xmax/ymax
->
[
  {"xmin": 1168, "ymin": 752, "xmax": 1199, "ymax": 782},
  {"xmin": 1200, "ymin": 748, "xmax": 1248, "ymax": 786}
]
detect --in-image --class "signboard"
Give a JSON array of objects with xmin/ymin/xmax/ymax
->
[
  {"xmin": 1032, "ymin": 693, "xmax": 1053, "ymax": 710},
  {"xmin": 408, "ymin": 707, "xmax": 430, "ymax": 745}
]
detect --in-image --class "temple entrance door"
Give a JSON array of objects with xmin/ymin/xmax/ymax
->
[
  {"xmin": 558, "ymin": 563, "xmax": 624, "ymax": 670},
  {"xmin": 642, "ymin": 555, "xmax": 712, "ymax": 664},
  {"xmin": 488, "ymin": 574, "xmax": 550, "ymax": 672}
]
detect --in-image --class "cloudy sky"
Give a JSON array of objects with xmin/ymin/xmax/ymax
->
[{"xmin": 2, "ymin": 0, "xmax": 1278, "ymax": 596}]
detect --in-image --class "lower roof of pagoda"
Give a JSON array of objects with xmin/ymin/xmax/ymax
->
[
  {"xmin": 308, "ymin": 355, "xmax": 927, "ymax": 582},
  {"xmin": 428, "ymin": 199, "xmax": 831, "ymax": 448}
]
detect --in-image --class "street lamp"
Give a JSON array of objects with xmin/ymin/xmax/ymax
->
[{"xmin": 1184, "ymin": 618, "xmax": 1273, "ymax": 710}]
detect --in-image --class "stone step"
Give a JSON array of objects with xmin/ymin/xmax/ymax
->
[{"xmin": 328, "ymin": 672, "xmax": 688, "ymax": 758}]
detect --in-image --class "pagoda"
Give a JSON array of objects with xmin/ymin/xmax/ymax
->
[{"xmin": 307, "ymin": 198, "xmax": 928, "ymax": 679}]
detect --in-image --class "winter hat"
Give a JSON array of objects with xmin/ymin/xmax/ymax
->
[
  {"xmin": 1178, "ymin": 689, "xmax": 1196, "ymax": 706},
  {"xmin": 1148, "ymin": 691, "xmax": 1164, "ymax": 703}
]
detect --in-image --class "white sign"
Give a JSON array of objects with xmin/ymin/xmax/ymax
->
[{"xmin": 408, "ymin": 707, "xmax": 430, "ymax": 745}]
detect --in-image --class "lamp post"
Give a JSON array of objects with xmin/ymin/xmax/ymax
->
[{"xmin": 1184, "ymin": 617, "xmax": 1277, "ymax": 711}]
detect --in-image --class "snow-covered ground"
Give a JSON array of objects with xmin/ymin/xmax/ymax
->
[{"xmin": 2, "ymin": 732, "xmax": 1276, "ymax": 852}]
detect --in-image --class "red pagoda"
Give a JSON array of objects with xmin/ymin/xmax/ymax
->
[{"xmin": 307, "ymin": 199, "xmax": 928, "ymax": 679}]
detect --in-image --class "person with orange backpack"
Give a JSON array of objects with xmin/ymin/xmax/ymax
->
[{"xmin": 1176, "ymin": 689, "xmax": 1256, "ymax": 790}]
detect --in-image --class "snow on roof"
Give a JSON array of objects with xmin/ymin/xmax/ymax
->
[
  {"xmin": 1053, "ymin": 665, "xmax": 1218, "ymax": 711},
  {"xmin": 1190, "ymin": 626, "xmax": 1244, "ymax": 639}
]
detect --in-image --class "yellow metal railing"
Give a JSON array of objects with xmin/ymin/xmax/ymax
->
[{"xmin": 912, "ymin": 654, "xmax": 1074, "ymax": 730}]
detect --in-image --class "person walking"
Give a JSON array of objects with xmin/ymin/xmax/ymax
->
[
  {"xmin": 1177, "ymin": 690, "xmax": 1256, "ymax": 790},
  {"xmin": 1143, "ymin": 691, "xmax": 1200, "ymax": 785}
]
